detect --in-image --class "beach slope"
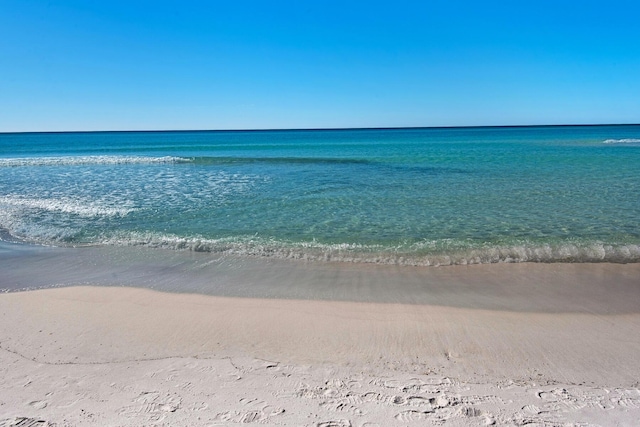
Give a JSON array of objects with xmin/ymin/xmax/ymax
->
[{"xmin": 1, "ymin": 262, "xmax": 640, "ymax": 426}]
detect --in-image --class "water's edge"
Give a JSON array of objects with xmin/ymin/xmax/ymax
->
[{"xmin": 2, "ymin": 240, "xmax": 640, "ymax": 316}]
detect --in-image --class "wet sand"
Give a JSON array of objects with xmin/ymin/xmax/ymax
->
[
  {"xmin": 1, "ymin": 243, "xmax": 639, "ymax": 425},
  {"xmin": 2, "ymin": 241, "xmax": 639, "ymax": 313}
]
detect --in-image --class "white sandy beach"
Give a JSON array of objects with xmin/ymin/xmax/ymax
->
[
  {"xmin": 3, "ymin": 0, "xmax": 640, "ymax": 425},
  {"xmin": 1, "ymin": 262, "xmax": 640, "ymax": 426}
]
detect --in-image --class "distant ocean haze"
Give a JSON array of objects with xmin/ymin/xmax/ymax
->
[{"xmin": 1, "ymin": 125, "xmax": 639, "ymax": 266}]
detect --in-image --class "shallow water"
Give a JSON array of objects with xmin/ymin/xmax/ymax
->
[
  {"xmin": 1, "ymin": 125, "xmax": 639, "ymax": 265},
  {"xmin": 2, "ymin": 241, "xmax": 639, "ymax": 314}
]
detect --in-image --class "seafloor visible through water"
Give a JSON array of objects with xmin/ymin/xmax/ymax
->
[{"xmin": 1, "ymin": 125, "xmax": 639, "ymax": 266}]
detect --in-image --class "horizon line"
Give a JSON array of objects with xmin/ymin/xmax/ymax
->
[{"xmin": 1, "ymin": 123, "xmax": 638, "ymax": 135}]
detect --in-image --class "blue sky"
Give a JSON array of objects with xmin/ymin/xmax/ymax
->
[{"xmin": 1, "ymin": 0, "xmax": 639, "ymax": 131}]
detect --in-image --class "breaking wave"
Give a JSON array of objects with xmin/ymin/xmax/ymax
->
[
  {"xmin": 0, "ymin": 155, "xmax": 191, "ymax": 167},
  {"xmin": 0, "ymin": 196, "xmax": 136, "ymax": 217},
  {"xmin": 602, "ymin": 138, "xmax": 640, "ymax": 144},
  {"xmin": 98, "ymin": 232, "xmax": 640, "ymax": 266}
]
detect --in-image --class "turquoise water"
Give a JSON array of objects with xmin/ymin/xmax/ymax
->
[{"xmin": 1, "ymin": 125, "xmax": 639, "ymax": 265}]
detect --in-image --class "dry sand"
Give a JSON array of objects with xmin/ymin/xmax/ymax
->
[{"xmin": 1, "ymin": 262, "xmax": 640, "ymax": 426}]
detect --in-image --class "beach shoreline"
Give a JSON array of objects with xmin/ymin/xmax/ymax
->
[
  {"xmin": 1, "ymin": 256, "xmax": 639, "ymax": 425},
  {"xmin": 2, "ymin": 240, "xmax": 640, "ymax": 311}
]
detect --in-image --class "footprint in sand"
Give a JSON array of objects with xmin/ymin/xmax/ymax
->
[
  {"xmin": 190, "ymin": 402, "xmax": 209, "ymax": 411},
  {"xmin": 213, "ymin": 406, "xmax": 285, "ymax": 424},
  {"xmin": 196, "ymin": 364, "xmax": 216, "ymax": 373},
  {"xmin": 239, "ymin": 411, "xmax": 261, "ymax": 423},
  {"xmin": 339, "ymin": 392, "xmax": 363, "ymax": 406},
  {"xmin": 320, "ymin": 400, "xmax": 364, "ymax": 416},
  {"xmin": 383, "ymin": 378, "xmax": 423, "ymax": 389},
  {"xmin": 295, "ymin": 385, "xmax": 340, "ymax": 399},
  {"xmin": 360, "ymin": 392, "xmax": 385, "ymax": 403},
  {"xmin": 522, "ymin": 404, "xmax": 541, "ymax": 415},
  {"xmin": 400, "ymin": 382, "xmax": 439, "ymax": 394},
  {"xmin": 316, "ymin": 420, "xmax": 351, "ymax": 427},
  {"xmin": 134, "ymin": 391, "xmax": 161, "ymax": 403},
  {"xmin": 325, "ymin": 379, "xmax": 352, "ymax": 394},
  {"xmin": 238, "ymin": 398, "xmax": 285, "ymax": 418},
  {"xmin": 361, "ymin": 393, "xmax": 407, "ymax": 406},
  {"xmin": 394, "ymin": 409, "xmax": 434, "ymax": 422},
  {"xmin": 391, "ymin": 395, "xmax": 406, "ymax": 405},
  {"xmin": 177, "ymin": 381, "xmax": 196, "ymax": 392},
  {"xmin": 425, "ymin": 394, "xmax": 457, "ymax": 408},
  {"xmin": 614, "ymin": 397, "xmax": 640, "ymax": 409},
  {"xmin": 0, "ymin": 419, "xmax": 48, "ymax": 427},
  {"xmin": 538, "ymin": 388, "xmax": 589, "ymax": 411},
  {"xmin": 461, "ymin": 394, "xmax": 509, "ymax": 405},
  {"xmin": 406, "ymin": 396, "xmax": 436, "ymax": 408},
  {"xmin": 27, "ymin": 401, "xmax": 48, "ymax": 410},
  {"xmin": 458, "ymin": 406, "xmax": 483, "ymax": 417},
  {"xmin": 118, "ymin": 392, "xmax": 182, "ymax": 420}
]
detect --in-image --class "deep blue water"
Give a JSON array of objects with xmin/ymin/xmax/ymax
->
[{"xmin": 1, "ymin": 125, "xmax": 639, "ymax": 265}]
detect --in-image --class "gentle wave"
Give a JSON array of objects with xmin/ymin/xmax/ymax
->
[
  {"xmin": 188, "ymin": 156, "xmax": 372, "ymax": 166},
  {"xmin": 602, "ymin": 138, "xmax": 640, "ymax": 144},
  {"xmin": 0, "ymin": 155, "xmax": 191, "ymax": 167},
  {"xmin": 0, "ymin": 155, "xmax": 371, "ymax": 167},
  {"xmin": 187, "ymin": 156, "xmax": 471, "ymax": 175},
  {"xmin": 0, "ymin": 196, "xmax": 135, "ymax": 217},
  {"xmin": 100, "ymin": 232, "xmax": 640, "ymax": 266}
]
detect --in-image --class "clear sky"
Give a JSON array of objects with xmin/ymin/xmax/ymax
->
[{"xmin": 1, "ymin": 0, "xmax": 639, "ymax": 131}]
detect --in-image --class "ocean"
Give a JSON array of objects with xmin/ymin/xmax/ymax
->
[{"xmin": 1, "ymin": 125, "xmax": 639, "ymax": 267}]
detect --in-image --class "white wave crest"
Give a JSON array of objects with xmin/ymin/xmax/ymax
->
[
  {"xmin": 100, "ymin": 233, "xmax": 640, "ymax": 266},
  {"xmin": 0, "ymin": 155, "xmax": 191, "ymax": 167},
  {"xmin": 0, "ymin": 196, "xmax": 136, "ymax": 217},
  {"xmin": 602, "ymin": 138, "xmax": 640, "ymax": 144}
]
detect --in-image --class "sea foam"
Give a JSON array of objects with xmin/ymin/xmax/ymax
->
[
  {"xmin": 0, "ymin": 155, "xmax": 191, "ymax": 167},
  {"xmin": 99, "ymin": 232, "xmax": 640, "ymax": 266},
  {"xmin": 0, "ymin": 196, "xmax": 136, "ymax": 217},
  {"xmin": 602, "ymin": 138, "xmax": 640, "ymax": 144}
]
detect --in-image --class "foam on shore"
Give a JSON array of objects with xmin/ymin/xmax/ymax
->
[
  {"xmin": 2, "ymin": 239, "xmax": 640, "ymax": 425},
  {"xmin": 2, "ymin": 240, "xmax": 640, "ymax": 314}
]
